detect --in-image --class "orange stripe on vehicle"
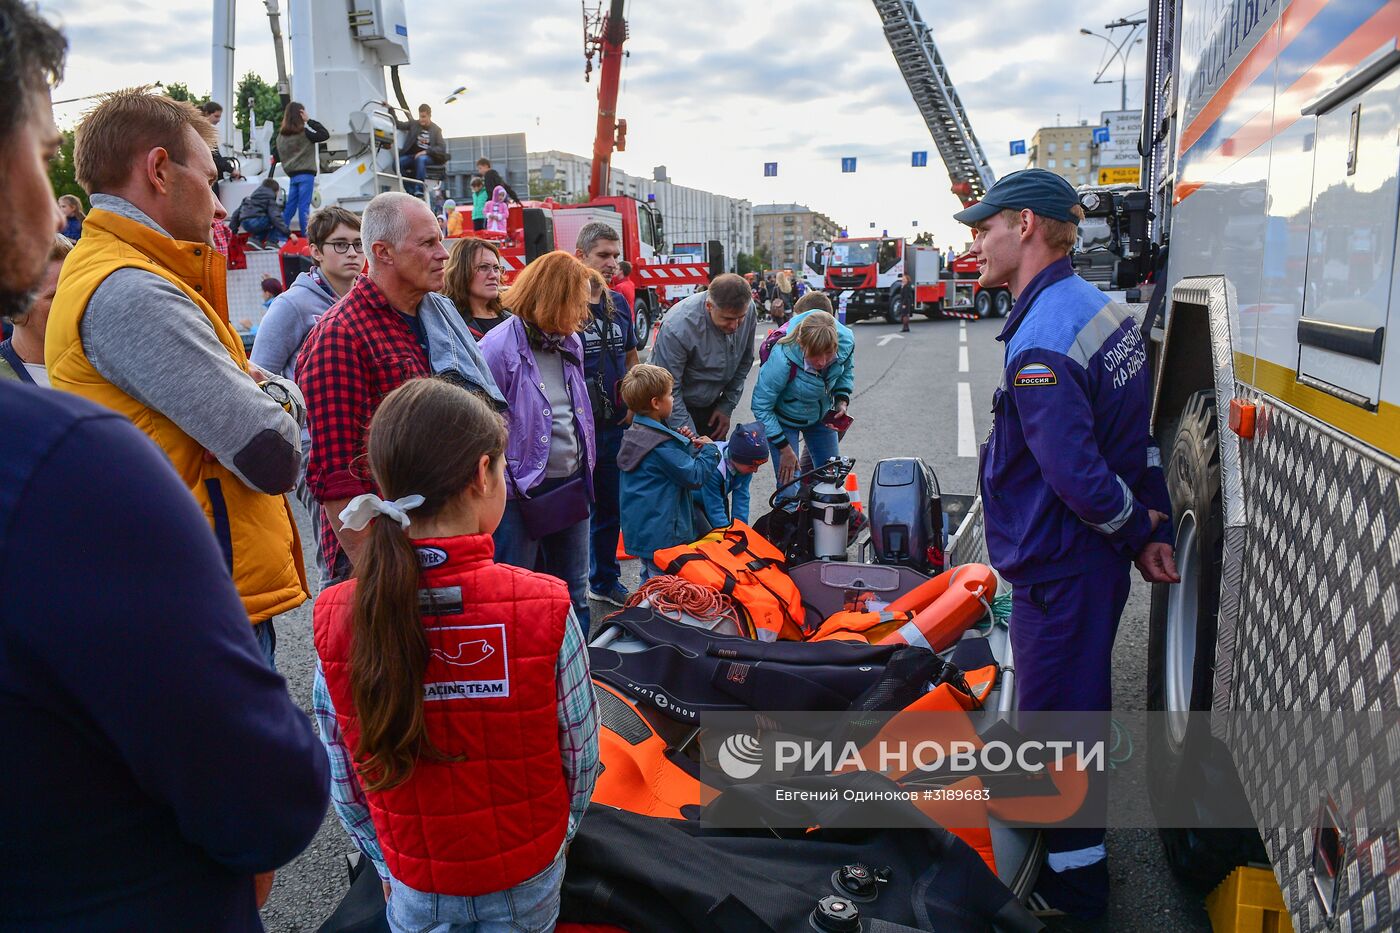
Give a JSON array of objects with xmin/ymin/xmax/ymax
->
[{"xmin": 1177, "ymin": 5, "xmax": 1400, "ymax": 204}]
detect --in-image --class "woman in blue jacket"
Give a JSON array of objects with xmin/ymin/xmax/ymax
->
[{"xmin": 750, "ymin": 310, "xmax": 854, "ymax": 496}]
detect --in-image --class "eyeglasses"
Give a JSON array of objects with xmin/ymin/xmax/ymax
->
[
  {"xmin": 475, "ymin": 262, "xmax": 505, "ymax": 276},
  {"xmin": 324, "ymin": 239, "xmax": 365, "ymax": 255}
]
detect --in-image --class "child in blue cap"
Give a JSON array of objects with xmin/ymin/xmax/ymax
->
[{"xmin": 696, "ymin": 421, "xmax": 769, "ymax": 530}]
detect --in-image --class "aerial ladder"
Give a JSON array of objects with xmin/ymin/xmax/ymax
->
[
  {"xmin": 584, "ymin": 0, "xmax": 628, "ymax": 202},
  {"xmin": 871, "ymin": 0, "xmax": 996, "ymax": 205}
]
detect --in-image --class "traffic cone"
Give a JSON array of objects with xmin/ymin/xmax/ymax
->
[
  {"xmin": 617, "ymin": 532, "xmax": 636, "ymax": 562},
  {"xmin": 846, "ymin": 471, "xmax": 868, "ymax": 541}
]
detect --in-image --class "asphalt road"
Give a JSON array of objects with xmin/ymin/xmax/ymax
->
[{"xmin": 259, "ymin": 313, "xmax": 1211, "ymax": 932}]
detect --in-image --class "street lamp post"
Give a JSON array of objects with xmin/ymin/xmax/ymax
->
[{"xmin": 1079, "ymin": 20, "xmax": 1145, "ymax": 112}]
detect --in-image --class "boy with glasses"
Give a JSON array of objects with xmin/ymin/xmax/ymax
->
[
  {"xmin": 252, "ymin": 206, "xmax": 364, "ymax": 381},
  {"xmin": 252, "ymin": 205, "xmax": 364, "ymax": 582}
]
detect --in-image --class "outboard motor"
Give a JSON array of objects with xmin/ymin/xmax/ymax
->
[{"xmin": 868, "ymin": 458, "xmax": 944, "ymax": 573}]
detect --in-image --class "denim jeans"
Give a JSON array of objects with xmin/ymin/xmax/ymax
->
[
  {"xmin": 588, "ymin": 425, "xmax": 625, "ymax": 593},
  {"xmin": 282, "ymin": 173, "xmax": 315, "ymax": 235},
  {"xmin": 239, "ymin": 215, "xmax": 284, "ymax": 246},
  {"xmin": 771, "ymin": 422, "xmax": 840, "ymax": 502},
  {"xmin": 399, "ymin": 152, "xmax": 429, "ymax": 193},
  {"xmin": 252, "ymin": 619, "xmax": 277, "ymax": 670},
  {"xmin": 639, "ymin": 559, "xmax": 662, "ymax": 583},
  {"xmin": 494, "ymin": 498, "xmax": 591, "ymax": 637},
  {"xmin": 386, "ymin": 847, "xmax": 565, "ymax": 933}
]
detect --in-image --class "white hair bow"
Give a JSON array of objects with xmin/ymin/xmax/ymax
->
[{"xmin": 338, "ymin": 493, "xmax": 426, "ymax": 532}]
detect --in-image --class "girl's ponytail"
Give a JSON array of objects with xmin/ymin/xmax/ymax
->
[{"xmin": 347, "ymin": 377, "xmax": 507, "ymax": 791}]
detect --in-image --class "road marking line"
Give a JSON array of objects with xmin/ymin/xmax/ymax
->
[
  {"xmin": 958, "ymin": 382, "xmax": 975, "ymax": 457},
  {"xmin": 959, "ymin": 329, "xmax": 967, "ymax": 344},
  {"xmin": 877, "ymin": 333, "xmax": 904, "ymax": 347},
  {"xmin": 958, "ymin": 345, "xmax": 969, "ymax": 372}
]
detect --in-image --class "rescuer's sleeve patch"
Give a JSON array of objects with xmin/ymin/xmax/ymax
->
[{"xmin": 1012, "ymin": 362, "xmax": 1057, "ymax": 387}]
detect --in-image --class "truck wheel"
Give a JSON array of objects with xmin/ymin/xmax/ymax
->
[
  {"xmin": 1146, "ymin": 389, "xmax": 1268, "ymax": 890},
  {"xmin": 884, "ymin": 300, "xmax": 901, "ymax": 325},
  {"xmin": 633, "ymin": 299, "xmax": 653, "ymax": 351},
  {"xmin": 974, "ymin": 290, "xmax": 992, "ymax": 319},
  {"xmin": 993, "ymin": 289, "xmax": 1012, "ymax": 317}
]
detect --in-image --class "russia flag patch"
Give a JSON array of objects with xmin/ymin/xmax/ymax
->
[{"xmin": 1013, "ymin": 363, "xmax": 1057, "ymax": 387}]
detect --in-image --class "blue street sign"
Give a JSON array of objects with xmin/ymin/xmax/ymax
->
[
  {"xmin": 911, "ymin": 150, "xmax": 928, "ymax": 167},
  {"xmin": 1009, "ymin": 139, "xmax": 1026, "ymax": 156},
  {"xmin": 841, "ymin": 157, "xmax": 857, "ymax": 173},
  {"xmin": 763, "ymin": 162, "xmax": 777, "ymax": 177},
  {"xmin": 1093, "ymin": 126, "xmax": 1110, "ymax": 144}
]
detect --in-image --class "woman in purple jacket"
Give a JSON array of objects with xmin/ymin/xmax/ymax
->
[{"xmin": 479, "ymin": 252, "xmax": 598, "ymax": 633}]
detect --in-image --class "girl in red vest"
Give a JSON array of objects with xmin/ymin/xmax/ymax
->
[{"xmin": 312, "ymin": 377, "xmax": 600, "ymax": 933}]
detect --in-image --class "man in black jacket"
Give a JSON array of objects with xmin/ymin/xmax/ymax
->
[
  {"xmin": 397, "ymin": 103, "xmax": 447, "ymax": 195},
  {"xmin": 476, "ymin": 156, "xmax": 522, "ymax": 205}
]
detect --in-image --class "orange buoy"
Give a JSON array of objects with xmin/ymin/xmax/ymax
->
[{"xmin": 875, "ymin": 563, "xmax": 997, "ymax": 653}]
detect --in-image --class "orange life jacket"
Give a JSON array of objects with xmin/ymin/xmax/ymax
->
[{"xmin": 653, "ymin": 520, "xmax": 807, "ymax": 642}]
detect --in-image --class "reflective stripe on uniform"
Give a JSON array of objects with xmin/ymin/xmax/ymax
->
[
  {"xmin": 1146, "ymin": 444, "xmax": 1162, "ymax": 468},
  {"xmin": 1089, "ymin": 476, "xmax": 1135, "ymax": 534},
  {"xmin": 1046, "ymin": 843, "xmax": 1107, "ymax": 873}
]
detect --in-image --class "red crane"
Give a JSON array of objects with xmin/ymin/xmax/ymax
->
[{"xmin": 583, "ymin": 0, "xmax": 628, "ymax": 202}]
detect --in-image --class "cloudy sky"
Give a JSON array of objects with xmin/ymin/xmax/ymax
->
[{"xmin": 42, "ymin": 0, "xmax": 1145, "ymax": 250}]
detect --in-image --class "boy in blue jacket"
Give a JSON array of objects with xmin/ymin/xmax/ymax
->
[
  {"xmin": 695, "ymin": 421, "xmax": 769, "ymax": 530},
  {"xmin": 617, "ymin": 363, "xmax": 720, "ymax": 579}
]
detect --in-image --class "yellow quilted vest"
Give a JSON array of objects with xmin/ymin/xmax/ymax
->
[{"xmin": 46, "ymin": 208, "xmax": 307, "ymax": 623}]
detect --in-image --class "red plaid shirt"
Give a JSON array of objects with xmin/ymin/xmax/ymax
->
[
  {"xmin": 297, "ymin": 275, "xmax": 431, "ymax": 571},
  {"xmin": 211, "ymin": 218, "xmax": 232, "ymax": 259}
]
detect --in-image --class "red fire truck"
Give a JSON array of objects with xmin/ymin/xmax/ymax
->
[{"xmin": 804, "ymin": 237, "xmax": 1010, "ymax": 323}]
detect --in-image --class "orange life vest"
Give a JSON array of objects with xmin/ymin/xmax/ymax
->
[{"xmin": 652, "ymin": 520, "xmax": 808, "ymax": 642}]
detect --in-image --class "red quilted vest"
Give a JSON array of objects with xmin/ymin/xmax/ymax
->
[{"xmin": 314, "ymin": 533, "xmax": 571, "ymax": 896}]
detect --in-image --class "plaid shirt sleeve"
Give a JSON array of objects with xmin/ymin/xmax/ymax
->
[
  {"xmin": 298, "ymin": 316, "xmax": 375, "ymax": 505},
  {"xmin": 312, "ymin": 662, "xmax": 389, "ymax": 881},
  {"xmin": 556, "ymin": 607, "xmax": 600, "ymax": 840}
]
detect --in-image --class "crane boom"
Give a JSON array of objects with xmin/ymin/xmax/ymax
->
[
  {"xmin": 871, "ymin": 0, "xmax": 995, "ymax": 204},
  {"xmin": 585, "ymin": 0, "xmax": 628, "ymax": 202}
]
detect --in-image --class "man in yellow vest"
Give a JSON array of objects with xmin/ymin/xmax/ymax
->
[{"xmin": 47, "ymin": 89, "xmax": 307, "ymax": 666}]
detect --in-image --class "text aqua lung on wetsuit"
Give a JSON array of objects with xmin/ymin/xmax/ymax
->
[{"xmin": 769, "ymin": 739, "xmax": 1108, "ymax": 775}]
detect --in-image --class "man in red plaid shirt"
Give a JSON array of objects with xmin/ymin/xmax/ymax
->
[{"xmin": 297, "ymin": 192, "xmax": 501, "ymax": 580}]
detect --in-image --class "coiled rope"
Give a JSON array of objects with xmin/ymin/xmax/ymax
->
[{"xmin": 625, "ymin": 575, "xmax": 744, "ymax": 631}]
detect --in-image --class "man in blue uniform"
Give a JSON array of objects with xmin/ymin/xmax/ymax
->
[{"xmin": 956, "ymin": 170, "xmax": 1179, "ymax": 918}]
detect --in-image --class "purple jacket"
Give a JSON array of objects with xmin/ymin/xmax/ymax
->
[{"xmin": 479, "ymin": 315, "xmax": 596, "ymax": 498}]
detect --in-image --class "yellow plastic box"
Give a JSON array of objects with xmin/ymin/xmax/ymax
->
[{"xmin": 1205, "ymin": 866, "xmax": 1292, "ymax": 933}]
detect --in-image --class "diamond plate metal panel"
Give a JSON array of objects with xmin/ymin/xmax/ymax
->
[
  {"xmin": 1230, "ymin": 390, "xmax": 1400, "ymax": 931},
  {"xmin": 1163, "ymin": 277, "xmax": 1250, "ymax": 732}
]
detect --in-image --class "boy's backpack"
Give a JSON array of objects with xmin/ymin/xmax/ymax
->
[
  {"xmin": 757, "ymin": 321, "xmax": 790, "ymax": 365},
  {"xmin": 652, "ymin": 520, "xmax": 809, "ymax": 642}
]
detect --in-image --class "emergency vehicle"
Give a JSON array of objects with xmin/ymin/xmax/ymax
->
[
  {"xmin": 803, "ymin": 237, "xmax": 1009, "ymax": 323},
  {"xmin": 1130, "ymin": 0, "xmax": 1400, "ymax": 926}
]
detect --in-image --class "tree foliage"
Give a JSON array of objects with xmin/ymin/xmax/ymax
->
[
  {"xmin": 164, "ymin": 82, "xmax": 210, "ymax": 108},
  {"xmin": 912, "ymin": 231, "xmax": 935, "ymax": 246},
  {"xmin": 737, "ymin": 245, "xmax": 775, "ymax": 275},
  {"xmin": 235, "ymin": 72, "xmax": 285, "ymax": 149},
  {"xmin": 48, "ymin": 129, "xmax": 86, "ymax": 209}
]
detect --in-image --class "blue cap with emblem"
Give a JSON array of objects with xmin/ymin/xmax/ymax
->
[{"xmin": 952, "ymin": 169, "xmax": 1081, "ymax": 225}]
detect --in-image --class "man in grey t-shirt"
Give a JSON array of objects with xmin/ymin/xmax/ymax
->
[{"xmin": 648, "ymin": 273, "xmax": 756, "ymax": 439}]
